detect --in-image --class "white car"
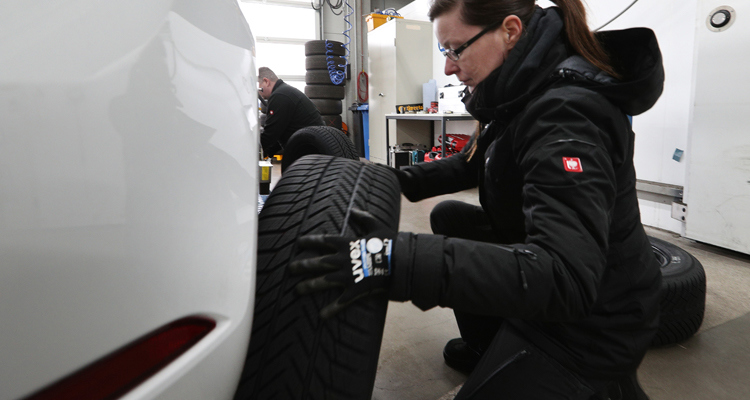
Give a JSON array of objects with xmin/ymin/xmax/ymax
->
[{"xmin": 0, "ymin": 1, "xmax": 259, "ymax": 399}]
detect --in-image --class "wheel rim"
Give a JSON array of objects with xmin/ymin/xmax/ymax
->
[{"xmin": 651, "ymin": 244, "xmax": 670, "ymax": 268}]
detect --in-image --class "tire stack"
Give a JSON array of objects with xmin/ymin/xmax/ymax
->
[{"xmin": 304, "ymin": 40, "xmax": 347, "ymax": 131}]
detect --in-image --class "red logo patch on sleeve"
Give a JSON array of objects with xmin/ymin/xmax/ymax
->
[
  {"xmin": 269, "ymin": 110, "xmax": 274, "ymax": 115},
  {"xmin": 562, "ymin": 157, "xmax": 583, "ymax": 172}
]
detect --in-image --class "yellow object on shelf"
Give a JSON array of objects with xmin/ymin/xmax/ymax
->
[
  {"xmin": 366, "ymin": 13, "xmax": 403, "ymax": 32},
  {"xmin": 259, "ymin": 160, "xmax": 273, "ymax": 195}
]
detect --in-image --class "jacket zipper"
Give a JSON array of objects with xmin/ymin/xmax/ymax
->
[
  {"xmin": 463, "ymin": 350, "xmax": 530, "ymax": 399},
  {"xmin": 492, "ymin": 244, "xmax": 537, "ymax": 290}
]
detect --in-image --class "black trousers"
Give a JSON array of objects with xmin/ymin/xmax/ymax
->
[
  {"xmin": 430, "ymin": 200, "xmax": 649, "ymax": 400},
  {"xmin": 430, "ymin": 200, "xmax": 504, "ymax": 353}
]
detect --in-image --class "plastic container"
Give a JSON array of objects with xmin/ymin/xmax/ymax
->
[
  {"xmin": 348, "ymin": 104, "xmax": 370, "ymax": 159},
  {"xmin": 366, "ymin": 13, "xmax": 403, "ymax": 32}
]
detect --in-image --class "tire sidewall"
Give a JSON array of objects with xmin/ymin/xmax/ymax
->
[
  {"xmin": 305, "ymin": 40, "xmax": 346, "ymax": 56},
  {"xmin": 310, "ymin": 99, "xmax": 342, "ymax": 115},
  {"xmin": 306, "ymin": 55, "xmax": 346, "ymax": 70},
  {"xmin": 306, "ymin": 70, "xmax": 346, "ymax": 86},
  {"xmin": 648, "ymin": 236, "xmax": 707, "ymax": 346},
  {"xmin": 305, "ymin": 84, "xmax": 346, "ymax": 100},
  {"xmin": 281, "ymin": 125, "xmax": 356, "ymax": 171},
  {"xmin": 650, "ymin": 236, "xmax": 696, "ymax": 278}
]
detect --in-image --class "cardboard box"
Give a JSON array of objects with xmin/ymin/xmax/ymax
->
[
  {"xmin": 438, "ymin": 85, "xmax": 468, "ymax": 114},
  {"xmin": 366, "ymin": 13, "xmax": 403, "ymax": 32},
  {"xmin": 395, "ymin": 103, "xmax": 424, "ymax": 114}
]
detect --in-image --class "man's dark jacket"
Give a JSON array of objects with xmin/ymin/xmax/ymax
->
[
  {"xmin": 261, "ymin": 79, "xmax": 323, "ymax": 156},
  {"xmin": 389, "ymin": 7, "xmax": 664, "ymax": 379}
]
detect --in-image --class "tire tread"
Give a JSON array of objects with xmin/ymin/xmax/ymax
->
[
  {"xmin": 648, "ymin": 236, "xmax": 707, "ymax": 347},
  {"xmin": 235, "ymin": 155, "xmax": 400, "ymax": 400}
]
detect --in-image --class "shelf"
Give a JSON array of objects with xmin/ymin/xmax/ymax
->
[{"xmin": 384, "ymin": 113, "xmax": 475, "ymax": 166}]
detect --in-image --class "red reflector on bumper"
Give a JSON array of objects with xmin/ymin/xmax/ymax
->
[{"xmin": 24, "ymin": 316, "xmax": 216, "ymax": 400}]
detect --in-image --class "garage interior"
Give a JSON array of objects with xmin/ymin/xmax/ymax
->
[
  {"xmin": 8, "ymin": 0, "xmax": 749, "ymax": 397},
  {"xmin": 281, "ymin": 0, "xmax": 750, "ymax": 398},
  {"xmin": 260, "ymin": 0, "xmax": 750, "ymax": 400},
  {"xmin": 266, "ymin": 165, "xmax": 750, "ymax": 400}
]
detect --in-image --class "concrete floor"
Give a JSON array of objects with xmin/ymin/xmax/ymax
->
[
  {"xmin": 372, "ymin": 187, "xmax": 750, "ymax": 400},
  {"xmin": 268, "ymin": 161, "xmax": 750, "ymax": 399}
]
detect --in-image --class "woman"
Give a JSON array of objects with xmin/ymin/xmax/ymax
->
[{"xmin": 292, "ymin": 0, "xmax": 664, "ymax": 398}]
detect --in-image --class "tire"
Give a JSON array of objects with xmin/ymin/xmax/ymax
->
[
  {"xmin": 311, "ymin": 99, "xmax": 343, "ymax": 115},
  {"xmin": 305, "ymin": 84, "xmax": 346, "ymax": 100},
  {"xmin": 321, "ymin": 114, "xmax": 343, "ymax": 130},
  {"xmin": 306, "ymin": 70, "xmax": 346, "ymax": 86},
  {"xmin": 234, "ymin": 155, "xmax": 400, "ymax": 400},
  {"xmin": 305, "ymin": 39, "xmax": 346, "ymax": 56},
  {"xmin": 306, "ymin": 55, "xmax": 347, "ymax": 71},
  {"xmin": 281, "ymin": 125, "xmax": 357, "ymax": 171},
  {"xmin": 649, "ymin": 236, "xmax": 707, "ymax": 346}
]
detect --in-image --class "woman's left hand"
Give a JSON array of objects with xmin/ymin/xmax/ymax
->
[{"xmin": 289, "ymin": 209, "xmax": 396, "ymax": 319}]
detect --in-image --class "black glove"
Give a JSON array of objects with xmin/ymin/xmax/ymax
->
[
  {"xmin": 380, "ymin": 164, "xmax": 413, "ymax": 194},
  {"xmin": 289, "ymin": 209, "xmax": 396, "ymax": 319}
]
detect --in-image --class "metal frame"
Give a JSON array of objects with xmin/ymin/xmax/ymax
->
[
  {"xmin": 635, "ymin": 180, "xmax": 684, "ymax": 205},
  {"xmin": 384, "ymin": 113, "xmax": 475, "ymax": 166}
]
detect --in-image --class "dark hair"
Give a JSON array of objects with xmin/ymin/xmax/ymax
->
[{"xmin": 428, "ymin": 0, "xmax": 619, "ymax": 78}]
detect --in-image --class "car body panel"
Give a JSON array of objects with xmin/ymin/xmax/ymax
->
[{"xmin": 0, "ymin": 0, "xmax": 258, "ymax": 398}]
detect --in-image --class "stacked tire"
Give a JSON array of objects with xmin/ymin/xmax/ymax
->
[{"xmin": 305, "ymin": 40, "xmax": 346, "ymax": 131}]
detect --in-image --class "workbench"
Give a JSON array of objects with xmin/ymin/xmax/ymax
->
[{"xmin": 384, "ymin": 112, "xmax": 475, "ymax": 166}]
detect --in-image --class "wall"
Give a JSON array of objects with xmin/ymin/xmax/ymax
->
[
  {"xmin": 318, "ymin": 0, "xmax": 412, "ymax": 132},
  {"xmin": 396, "ymin": 0, "xmax": 478, "ymax": 143},
  {"xmin": 586, "ymin": 0, "xmax": 699, "ymax": 234}
]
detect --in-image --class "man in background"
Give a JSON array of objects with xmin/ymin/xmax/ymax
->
[{"xmin": 258, "ymin": 67, "xmax": 324, "ymax": 157}]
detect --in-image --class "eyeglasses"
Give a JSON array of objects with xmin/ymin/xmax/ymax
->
[{"xmin": 439, "ymin": 20, "xmax": 503, "ymax": 61}]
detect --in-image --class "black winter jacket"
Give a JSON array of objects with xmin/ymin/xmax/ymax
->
[
  {"xmin": 389, "ymin": 7, "xmax": 664, "ymax": 379},
  {"xmin": 261, "ymin": 79, "xmax": 324, "ymax": 156}
]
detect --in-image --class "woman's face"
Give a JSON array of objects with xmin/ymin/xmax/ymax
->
[{"xmin": 434, "ymin": 7, "xmax": 521, "ymax": 91}]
